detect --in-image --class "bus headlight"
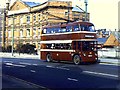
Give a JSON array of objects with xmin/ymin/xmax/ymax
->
[
  {"xmin": 83, "ymin": 53, "xmax": 86, "ymax": 56},
  {"xmin": 95, "ymin": 54, "xmax": 98, "ymax": 56},
  {"xmin": 71, "ymin": 54, "xmax": 74, "ymax": 56},
  {"xmin": 89, "ymin": 52, "xmax": 92, "ymax": 54}
]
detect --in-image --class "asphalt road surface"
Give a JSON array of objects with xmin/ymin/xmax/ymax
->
[{"xmin": 2, "ymin": 58, "xmax": 120, "ymax": 90}]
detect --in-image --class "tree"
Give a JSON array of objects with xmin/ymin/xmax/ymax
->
[{"xmin": 16, "ymin": 43, "xmax": 37, "ymax": 54}]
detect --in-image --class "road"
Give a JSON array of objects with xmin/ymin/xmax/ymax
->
[{"xmin": 2, "ymin": 57, "xmax": 120, "ymax": 90}]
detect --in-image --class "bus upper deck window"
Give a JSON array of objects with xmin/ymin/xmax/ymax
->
[
  {"xmin": 74, "ymin": 25, "xmax": 80, "ymax": 31},
  {"xmin": 81, "ymin": 26, "xmax": 84, "ymax": 31},
  {"xmin": 46, "ymin": 28, "xmax": 51, "ymax": 34},
  {"xmin": 61, "ymin": 27, "xmax": 66, "ymax": 33},
  {"xmin": 89, "ymin": 25, "xmax": 95, "ymax": 32},
  {"xmin": 66, "ymin": 26, "xmax": 72, "ymax": 32},
  {"xmin": 81, "ymin": 25, "xmax": 89, "ymax": 31}
]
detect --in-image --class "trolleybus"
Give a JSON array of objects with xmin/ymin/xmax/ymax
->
[{"xmin": 40, "ymin": 21, "xmax": 98, "ymax": 65}]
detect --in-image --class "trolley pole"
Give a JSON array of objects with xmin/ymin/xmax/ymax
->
[
  {"xmin": 84, "ymin": 0, "xmax": 88, "ymax": 21},
  {"xmin": 12, "ymin": 14, "xmax": 14, "ymax": 56}
]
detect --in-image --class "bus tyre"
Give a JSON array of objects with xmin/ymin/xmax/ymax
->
[
  {"xmin": 73, "ymin": 55, "xmax": 81, "ymax": 65},
  {"xmin": 46, "ymin": 53, "xmax": 52, "ymax": 62}
]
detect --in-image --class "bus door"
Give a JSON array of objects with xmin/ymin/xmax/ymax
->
[
  {"xmin": 73, "ymin": 41, "xmax": 77, "ymax": 50},
  {"xmin": 73, "ymin": 41, "xmax": 79, "ymax": 53},
  {"xmin": 78, "ymin": 41, "xmax": 82, "ymax": 51}
]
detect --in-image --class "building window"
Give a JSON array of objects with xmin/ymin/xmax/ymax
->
[
  {"xmin": 20, "ymin": 16, "xmax": 23, "ymax": 25},
  {"xmin": 17, "ymin": 5, "xmax": 19, "ymax": 10},
  {"xmin": 20, "ymin": 29, "xmax": 23, "ymax": 37},
  {"xmin": 26, "ymin": 15, "xmax": 30, "ymax": 23},
  {"xmin": 33, "ymin": 27, "xmax": 36, "ymax": 37},
  {"xmin": 33, "ymin": 14, "xmax": 36, "ymax": 22},
  {"xmin": 8, "ymin": 30, "xmax": 11, "ymax": 37},
  {"xmin": 65, "ymin": 12, "xmax": 68, "ymax": 16},
  {"xmin": 27, "ymin": 29, "xmax": 30, "ymax": 37},
  {"xmin": 38, "ymin": 28, "xmax": 41, "ymax": 36},
  {"xmin": 44, "ymin": 15, "xmax": 47, "ymax": 22},
  {"xmin": 8, "ymin": 18, "xmax": 12, "ymax": 26},
  {"xmin": 38, "ymin": 14, "xmax": 41, "ymax": 21},
  {"xmin": 14, "ymin": 17, "xmax": 17, "ymax": 25}
]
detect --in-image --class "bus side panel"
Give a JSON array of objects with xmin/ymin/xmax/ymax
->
[
  {"xmin": 58, "ymin": 52, "xmax": 72, "ymax": 61},
  {"xmin": 50, "ymin": 52, "xmax": 72, "ymax": 61},
  {"xmin": 40, "ymin": 51, "xmax": 47, "ymax": 60},
  {"xmin": 51, "ymin": 52, "xmax": 58, "ymax": 60}
]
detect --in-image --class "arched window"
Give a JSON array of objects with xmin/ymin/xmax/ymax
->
[
  {"xmin": 20, "ymin": 29, "xmax": 23, "ymax": 38},
  {"xmin": 26, "ymin": 29, "xmax": 30, "ymax": 37}
]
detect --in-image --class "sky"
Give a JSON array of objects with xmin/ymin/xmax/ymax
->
[{"xmin": 0, "ymin": 0, "xmax": 119, "ymax": 31}]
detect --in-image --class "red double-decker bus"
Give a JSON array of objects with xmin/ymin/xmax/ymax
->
[{"xmin": 40, "ymin": 21, "xmax": 98, "ymax": 65}]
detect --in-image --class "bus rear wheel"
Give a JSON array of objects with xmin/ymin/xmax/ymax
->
[
  {"xmin": 46, "ymin": 53, "xmax": 52, "ymax": 62},
  {"xmin": 73, "ymin": 55, "xmax": 81, "ymax": 65}
]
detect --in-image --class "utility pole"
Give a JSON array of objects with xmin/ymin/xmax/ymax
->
[
  {"xmin": 12, "ymin": 14, "xmax": 14, "ymax": 56},
  {"xmin": 2, "ymin": 8, "xmax": 6, "ymax": 48},
  {"xmin": 6, "ymin": 0, "xmax": 14, "ymax": 56},
  {"xmin": 84, "ymin": 0, "xmax": 88, "ymax": 21}
]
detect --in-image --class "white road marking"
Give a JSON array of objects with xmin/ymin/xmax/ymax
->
[
  {"xmin": 99, "ymin": 63, "xmax": 118, "ymax": 66},
  {"xmin": 46, "ymin": 65, "xmax": 69, "ymax": 70},
  {"xmin": 83, "ymin": 71, "xmax": 118, "ymax": 78},
  {"xmin": 19, "ymin": 62, "xmax": 31, "ymax": 65},
  {"xmin": 32, "ymin": 64, "xmax": 38, "ymax": 66},
  {"xmin": 68, "ymin": 78, "xmax": 78, "ymax": 82},
  {"xmin": 5, "ymin": 63, "xmax": 13, "ymax": 66},
  {"xmin": 12, "ymin": 64, "xmax": 26, "ymax": 67},
  {"xmin": 46, "ymin": 65, "xmax": 55, "ymax": 68},
  {"xmin": 30, "ymin": 70, "xmax": 36, "ymax": 73},
  {"xmin": 56, "ymin": 67, "xmax": 70, "ymax": 70},
  {"xmin": 5, "ymin": 63, "xmax": 26, "ymax": 67}
]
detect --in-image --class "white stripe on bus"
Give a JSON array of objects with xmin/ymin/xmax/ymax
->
[
  {"xmin": 40, "ymin": 40, "xmax": 72, "ymax": 44},
  {"xmin": 40, "ymin": 39, "xmax": 97, "ymax": 44},
  {"xmin": 40, "ymin": 49, "xmax": 75, "ymax": 52},
  {"xmin": 41, "ymin": 31, "xmax": 97, "ymax": 36}
]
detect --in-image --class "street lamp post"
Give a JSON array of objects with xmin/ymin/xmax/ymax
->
[
  {"xmin": 6, "ymin": 0, "xmax": 14, "ymax": 56},
  {"xmin": 2, "ymin": 8, "xmax": 6, "ymax": 48},
  {"xmin": 12, "ymin": 14, "xmax": 14, "ymax": 56}
]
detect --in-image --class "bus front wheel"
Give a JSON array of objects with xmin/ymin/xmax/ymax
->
[
  {"xmin": 46, "ymin": 53, "xmax": 52, "ymax": 62},
  {"xmin": 73, "ymin": 55, "xmax": 81, "ymax": 65}
]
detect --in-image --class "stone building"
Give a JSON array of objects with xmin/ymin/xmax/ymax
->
[{"xmin": 4, "ymin": 0, "xmax": 89, "ymax": 50}]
